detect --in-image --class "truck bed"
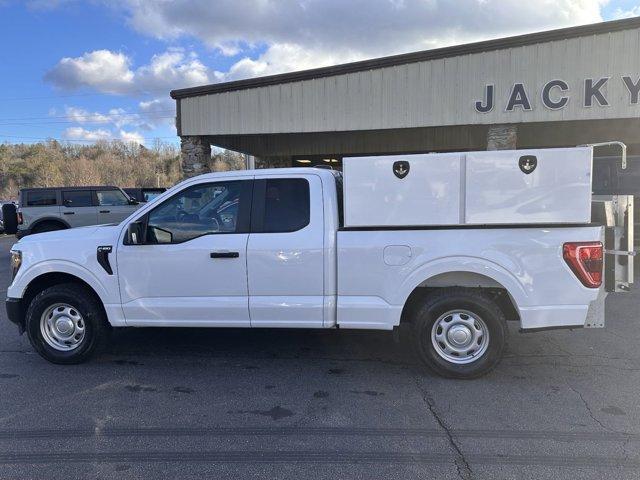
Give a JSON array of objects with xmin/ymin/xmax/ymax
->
[{"xmin": 336, "ymin": 226, "xmax": 603, "ymax": 330}]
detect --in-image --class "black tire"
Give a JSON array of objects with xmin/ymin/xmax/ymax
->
[
  {"xmin": 411, "ymin": 288, "xmax": 506, "ymax": 379},
  {"xmin": 25, "ymin": 283, "xmax": 108, "ymax": 364},
  {"xmin": 31, "ymin": 221, "xmax": 66, "ymax": 234},
  {"xmin": 1, "ymin": 203, "xmax": 17, "ymax": 235}
]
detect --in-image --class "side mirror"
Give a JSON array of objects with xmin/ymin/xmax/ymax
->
[
  {"xmin": 125, "ymin": 220, "xmax": 145, "ymax": 245},
  {"xmin": 128, "ymin": 198, "xmax": 139, "ymax": 205},
  {"xmin": 63, "ymin": 199, "xmax": 72, "ymax": 207}
]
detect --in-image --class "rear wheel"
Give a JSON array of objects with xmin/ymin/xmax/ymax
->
[
  {"xmin": 25, "ymin": 283, "xmax": 108, "ymax": 364},
  {"xmin": 32, "ymin": 221, "xmax": 66, "ymax": 234},
  {"xmin": 411, "ymin": 288, "xmax": 506, "ymax": 379}
]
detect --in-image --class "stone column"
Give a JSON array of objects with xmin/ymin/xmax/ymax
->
[
  {"xmin": 486, "ymin": 125, "xmax": 517, "ymax": 150},
  {"xmin": 180, "ymin": 136, "xmax": 211, "ymax": 178}
]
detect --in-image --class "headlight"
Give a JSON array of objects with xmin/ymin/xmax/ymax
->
[{"xmin": 10, "ymin": 250, "xmax": 21, "ymax": 279}]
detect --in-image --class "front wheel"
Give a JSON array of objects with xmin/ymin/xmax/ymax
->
[
  {"xmin": 411, "ymin": 288, "xmax": 507, "ymax": 379},
  {"xmin": 25, "ymin": 283, "xmax": 108, "ymax": 364}
]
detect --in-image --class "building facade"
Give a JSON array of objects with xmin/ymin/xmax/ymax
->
[{"xmin": 171, "ymin": 17, "xmax": 640, "ymax": 174}]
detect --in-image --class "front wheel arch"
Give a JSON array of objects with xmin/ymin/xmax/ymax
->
[{"xmin": 18, "ymin": 272, "xmax": 108, "ymax": 332}]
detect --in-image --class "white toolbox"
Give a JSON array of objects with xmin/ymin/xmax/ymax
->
[{"xmin": 343, "ymin": 147, "xmax": 593, "ymax": 227}]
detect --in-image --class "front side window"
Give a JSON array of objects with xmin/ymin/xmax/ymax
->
[
  {"xmin": 62, "ymin": 190, "xmax": 92, "ymax": 207},
  {"xmin": 97, "ymin": 189, "xmax": 129, "ymax": 206},
  {"xmin": 145, "ymin": 180, "xmax": 250, "ymax": 244},
  {"xmin": 262, "ymin": 178, "xmax": 310, "ymax": 233},
  {"xmin": 26, "ymin": 190, "xmax": 56, "ymax": 206}
]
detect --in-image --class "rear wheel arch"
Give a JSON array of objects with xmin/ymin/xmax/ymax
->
[{"xmin": 400, "ymin": 271, "xmax": 520, "ymax": 326}]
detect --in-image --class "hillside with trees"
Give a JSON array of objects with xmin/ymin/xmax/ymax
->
[{"xmin": 0, "ymin": 140, "xmax": 246, "ymax": 200}]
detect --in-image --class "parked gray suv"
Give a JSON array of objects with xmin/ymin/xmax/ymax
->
[{"xmin": 16, "ymin": 186, "xmax": 141, "ymax": 238}]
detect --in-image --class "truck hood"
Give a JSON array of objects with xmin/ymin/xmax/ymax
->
[{"xmin": 14, "ymin": 224, "xmax": 121, "ymax": 247}]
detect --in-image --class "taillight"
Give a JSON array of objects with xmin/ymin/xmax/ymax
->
[
  {"xmin": 563, "ymin": 242, "xmax": 603, "ymax": 288},
  {"xmin": 17, "ymin": 211, "xmax": 23, "ymax": 225}
]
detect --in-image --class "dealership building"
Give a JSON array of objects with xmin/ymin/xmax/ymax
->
[{"xmin": 171, "ymin": 17, "xmax": 640, "ymax": 174}]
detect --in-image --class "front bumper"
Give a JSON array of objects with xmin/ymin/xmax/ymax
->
[{"xmin": 5, "ymin": 298, "xmax": 24, "ymax": 333}]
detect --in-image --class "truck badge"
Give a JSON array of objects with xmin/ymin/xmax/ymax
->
[
  {"xmin": 518, "ymin": 155, "xmax": 537, "ymax": 174},
  {"xmin": 393, "ymin": 161, "xmax": 410, "ymax": 179}
]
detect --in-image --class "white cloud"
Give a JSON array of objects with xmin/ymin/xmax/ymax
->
[
  {"xmin": 118, "ymin": 0, "xmax": 607, "ymax": 61},
  {"xmin": 118, "ymin": 129, "xmax": 144, "ymax": 144},
  {"xmin": 45, "ymin": 50, "xmax": 134, "ymax": 95},
  {"xmin": 47, "ymin": 1, "xmax": 611, "ymax": 97},
  {"xmin": 611, "ymin": 6, "xmax": 640, "ymax": 19},
  {"xmin": 64, "ymin": 106, "xmax": 113, "ymax": 125},
  {"xmin": 46, "ymin": 48, "xmax": 214, "ymax": 95},
  {"xmin": 63, "ymin": 127, "xmax": 112, "ymax": 141},
  {"xmin": 63, "ymin": 104, "xmax": 172, "ymax": 130},
  {"xmin": 62, "ymin": 126, "xmax": 145, "ymax": 144}
]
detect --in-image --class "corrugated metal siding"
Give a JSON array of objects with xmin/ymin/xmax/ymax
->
[{"xmin": 180, "ymin": 29, "xmax": 640, "ymax": 136}]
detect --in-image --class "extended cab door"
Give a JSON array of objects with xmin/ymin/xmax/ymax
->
[
  {"xmin": 247, "ymin": 174, "xmax": 325, "ymax": 327},
  {"xmin": 116, "ymin": 178, "xmax": 253, "ymax": 326}
]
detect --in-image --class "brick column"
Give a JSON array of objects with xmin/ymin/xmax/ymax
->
[
  {"xmin": 180, "ymin": 136, "xmax": 211, "ymax": 178},
  {"xmin": 486, "ymin": 125, "xmax": 517, "ymax": 150}
]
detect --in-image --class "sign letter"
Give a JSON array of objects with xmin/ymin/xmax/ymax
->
[
  {"xmin": 475, "ymin": 84, "xmax": 494, "ymax": 113},
  {"xmin": 622, "ymin": 76, "xmax": 640, "ymax": 105},
  {"xmin": 506, "ymin": 83, "xmax": 532, "ymax": 111},
  {"xmin": 542, "ymin": 80, "xmax": 569, "ymax": 109},
  {"xmin": 584, "ymin": 78, "xmax": 609, "ymax": 107}
]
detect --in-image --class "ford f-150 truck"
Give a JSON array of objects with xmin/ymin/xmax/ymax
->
[{"xmin": 5, "ymin": 146, "xmax": 634, "ymax": 378}]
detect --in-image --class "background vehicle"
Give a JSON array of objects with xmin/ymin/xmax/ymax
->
[
  {"xmin": 0, "ymin": 201, "xmax": 16, "ymax": 234},
  {"xmin": 5, "ymin": 146, "xmax": 633, "ymax": 378},
  {"xmin": 15, "ymin": 186, "xmax": 140, "ymax": 238},
  {"xmin": 123, "ymin": 187, "xmax": 167, "ymax": 203}
]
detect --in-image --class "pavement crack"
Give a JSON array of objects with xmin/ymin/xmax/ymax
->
[
  {"xmin": 567, "ymin": 383, "xmax": 612, "ymax": 432},
  {"xmin": 415, "ymin": 377, "xmax": 472, "ymax": 480}
]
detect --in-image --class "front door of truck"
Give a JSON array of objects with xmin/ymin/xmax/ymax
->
[
  {"xmin": 247, "ymin": 174, "xmax": 325, "ymax": 327},
  {"xmin": 117, "ymin": 178, "xmax": 253, "ymax": 326}
]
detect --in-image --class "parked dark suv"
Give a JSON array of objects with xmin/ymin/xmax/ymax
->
[{"xmin": 16, "ymin": 186, "xmax": 141, "ymax": 238}]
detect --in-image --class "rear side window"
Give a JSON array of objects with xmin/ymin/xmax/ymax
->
[
  {"xmin": 26, "ymin": 190, "xmax": 57, "ymax": 206},
  {"xmin": 261, "ymin": 178, "xmax": 310, "ymax": 233},
  {"xmin": 62, "ymin": 190, "xmax": 92, "ymax": 207}
]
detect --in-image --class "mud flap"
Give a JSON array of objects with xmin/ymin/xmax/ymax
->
[{"xmin": 584, "ymin": 289, "xmax": 607, "ymax": 328}]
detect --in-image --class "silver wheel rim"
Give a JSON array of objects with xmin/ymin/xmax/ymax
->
[
  {"xmin": 40, "ymin": 303, "xmax": 86, "ymax": 351},
  {"xmin": 431, "ymin": 309, "xmax": 490, "ymax": 365}
]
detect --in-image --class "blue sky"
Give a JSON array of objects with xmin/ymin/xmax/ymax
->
[{"xmin": 0, "ymin": 0, "xmax": 638, "ymax": 147}]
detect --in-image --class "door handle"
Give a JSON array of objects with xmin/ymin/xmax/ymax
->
[
  {"xmin": 99, "ymin": 210, "xmax": 111, "ymax": 213},
  {"xmin": 210, "ymin": 251, "xmax": 239, "ymax": 259},
  {"xmin": 63, "ymin": 211, "xmax": 75, "ymax": 215}
]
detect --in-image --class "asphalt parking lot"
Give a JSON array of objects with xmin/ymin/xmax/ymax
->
[{"xmin": 0, "ymin": 234, "xmax": 639, "ymax": 479}]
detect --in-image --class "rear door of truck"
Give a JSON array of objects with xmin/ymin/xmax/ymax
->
[{"xmin": 247, "ymin": 173, "xmax": 325, "ymax": 327}]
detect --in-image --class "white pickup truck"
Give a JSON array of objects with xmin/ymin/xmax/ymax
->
[{"xmin": 5, "ymin": 145, "xmax": 634, "ymax": 378}]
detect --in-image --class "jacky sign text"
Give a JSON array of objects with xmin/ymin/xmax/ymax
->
[{"xmin": 475, "ymin": 76, "xmax": 640, "ymax": 113}]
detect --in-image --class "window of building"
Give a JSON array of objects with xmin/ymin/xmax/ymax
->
[
  {"xmin": 62, "ymin": 190, "xmax": 92, "ymax": 207},
  {"xmin": 292, "ymin": 156, "xmax": 342, "ymax": 170}
]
